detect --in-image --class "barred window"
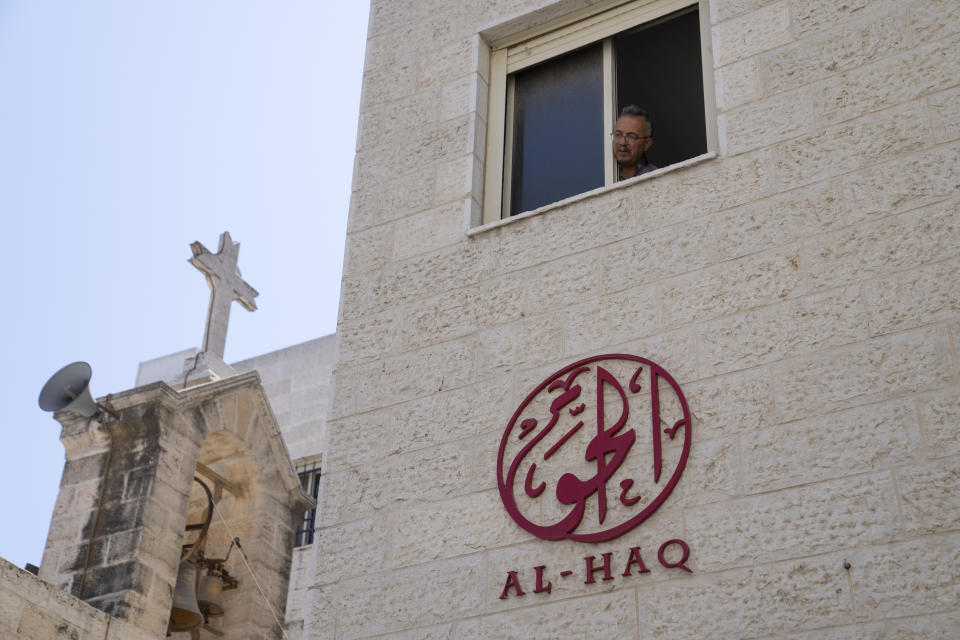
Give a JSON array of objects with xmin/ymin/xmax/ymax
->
[{"xmin": 294, "ymin": 459, "xmax": 322, "ymax": 547}]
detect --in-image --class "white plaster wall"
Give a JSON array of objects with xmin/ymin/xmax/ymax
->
[{"xmin": 313, "ymin": 0, "xmax": 960, "ymax": 637}]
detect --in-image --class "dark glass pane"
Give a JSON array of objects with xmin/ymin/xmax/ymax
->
[
  {"xmin": 614, "ymin": 7, "xmax": 707, "ymax": 169},
  {"xmin": 509, "ymin": 43, "xmax": 604, "ymax": 216}
]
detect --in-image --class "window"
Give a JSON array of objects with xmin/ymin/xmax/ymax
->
[
  {"xmin": 294, "ymin": 458, "xmax": 322, "ymax": 547},
  {"xmin": 482, "ymin": 0, "xmax": 717, "ymax": 223}
]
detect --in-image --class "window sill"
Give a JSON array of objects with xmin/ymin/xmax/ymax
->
[{"xmin": 469, "ymin": 150, "xmax": 717, "ymax": 236}]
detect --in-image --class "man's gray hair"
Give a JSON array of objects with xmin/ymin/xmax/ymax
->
[{"xmin": 619, "ymin": 104, "xmax": 653, "ymax": 137}]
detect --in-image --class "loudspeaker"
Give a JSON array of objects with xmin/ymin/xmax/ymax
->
[{"xmin": 38, "ymin": 361, "xmax": 100, "ymax": 418}]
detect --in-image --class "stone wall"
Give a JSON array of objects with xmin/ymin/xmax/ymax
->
[
  {"xmin": 0, "ymin": 557, "xmax": 152, "ymax": 639},
  {"xmin": 233, "ymin": 334, "xmax": 337, "ymax": 462},
  {"xmin": 312, "ymin": 0, "xmax": 960, "ymax": 638},
  {"xmin": 233, "ymin": 335, "xmax": 334, "ymax": 635}
]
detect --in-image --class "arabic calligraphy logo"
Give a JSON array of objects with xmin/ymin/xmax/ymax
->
[{"xmin": 497, "ymin": 354, "xmax": 691, "ymax": 542}]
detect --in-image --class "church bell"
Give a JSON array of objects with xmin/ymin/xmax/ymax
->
[
  {"xmin": 197, "ymin": 572, "xmax": 224, "ymax": 617},
  {"xmin": 169, "ymin": 560, "xmax": 204, "ymax": 632}
]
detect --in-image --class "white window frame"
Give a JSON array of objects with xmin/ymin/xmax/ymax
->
[{"xmin": 481, "ymin": 0, "xmax": 717, "ymax": 225}]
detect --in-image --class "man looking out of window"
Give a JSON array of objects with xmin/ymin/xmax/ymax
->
[{"xmin": 613, "ymin": 105, "xmax": 657, "ymax": 180}]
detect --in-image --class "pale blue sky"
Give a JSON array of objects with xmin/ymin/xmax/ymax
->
[{"xmin": 0, "ymin": 1, "xmax": 369, "ymax": 568}]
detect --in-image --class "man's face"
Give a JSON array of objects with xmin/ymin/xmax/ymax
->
[{"xmin": 613, "ymin": 115, "xmax": 653, "ymax": 167}]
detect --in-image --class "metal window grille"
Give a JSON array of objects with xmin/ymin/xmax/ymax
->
[{"xmin": 294, "ymin": 461, "xmax": 322, "ymax": 547}]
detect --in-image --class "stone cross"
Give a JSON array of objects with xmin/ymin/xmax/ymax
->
[{"xmin": 189, "ymin": 231, "xmax": 258, "ymax": 360}]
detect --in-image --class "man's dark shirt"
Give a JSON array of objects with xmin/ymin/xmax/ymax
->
[{"xmin": 617, "ymin": 157, "xmax": 658, "ymax": 180}]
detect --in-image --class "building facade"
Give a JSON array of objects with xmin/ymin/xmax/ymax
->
[
  {"xmin": 304, "ymin": 0, "xmax": 960, "ymax": 637},
  {"xmin": 7, "ymin": 0, "xmax": 959, "ymax": 638}
]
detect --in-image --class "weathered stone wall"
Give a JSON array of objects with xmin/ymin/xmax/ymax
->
[
  {"xmin": 233, "ymin": 335, "xmax": 335, "ymax": 635},
  {"xmin": 312, "ymin": 0, "xmax": 960, "ymax": 637},
  {"xmin": 233, "ymin": 334, "xmax": 337, "ymax": 461},
  {"xmin": 1, "ymin": 557, "xmax": 153, "ymax": 639}
]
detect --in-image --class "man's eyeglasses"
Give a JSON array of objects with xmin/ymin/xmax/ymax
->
[{"xmin": 611, "ymin": 132, "xmax": 649, "ymax": 143}]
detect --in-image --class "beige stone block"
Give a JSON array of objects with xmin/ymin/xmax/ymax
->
[
  {"xmin": 320, "ymin": 433, "xmax": 486, "ymax": 527},
  {"xmin": 337, "ymin": 309, "xmax": 399, "ymax": 365},
  {"xmin": 418, "ymin": 37, "xmax": 473, "ymax": 88},
  {"xmin": 0, "ymin": 587, "xmax": 23, "ymax": 635},
  {"xmin": 763, "ymin": 9, "xmax": 910, "ymax": 95},
  {"xmin": 790, "ymin": 0, "xmax": 883, "ymax": 36},
  {"xmin": 716, "ymin": 56, "xmax": 763, "ymax": 110},
  {"xmin": 743, "ymin": 399, "xmax": 921, "ymax": 493},
  {"xmin": 710, "ymin": 178, "xmax": 845, "ymax": 261},
  {"xmin": 668, "ymin": 435, "xmax": 741, "ymax": 507},
  {"xmin": 661, "ymin": 246, "xmax": 803, "ymax": 327},
  {"xmin": 682, "ymin": 367, "xmax": 774, "ymax": 440},
  {"xmin": 700, "ymin": 285, "xmax": 866, "ymax": 376},
  {"xmin": 433, "ymin": 154, "xmax": 472, "ymax": 207},
  {"xmin": 348, "ymin": 166, "xmax": 434, "ymax": 233},
  {"xmin": 617, "ymin": 151, "xmax": 773, "ymax": 230},
  {"xmin": 897, "ymin": 457, "xmax": 960, "ymax": 535},
  {"xmin": 840, "ymin": 146, "xmax": 960, "ymax": 220},
  {"xmin": 686, "ymin": 473, "xmax": 900, "ymax": 571},
  {"xmin": 310, "ymin": 516, "xmax": 389, "ymax": 586},
  {"xmin": 460, "ymin": 591, "xmax": 636, "ymax": 640},
  {"xmin": 332, "ymin": 556, "xmax": 483, "ymax": 638},
  {"xmin": 391, "ymin": 491, "xmax": 526, "ymax": 568},
  {"xmin": 598, "ymin": 216, "xmax": 715, "ymax": 296},
  {"xmin": 393, "ymin": 203, "xmax": 465, "ymax": 262},
  {"xmin": 635, "ymin": 554, "xmax": 851, "ymax": 638},
  {"xmin": 333, "ymin": 337, "xmax": 477, "ymax": 417},
  {"xmin": 771, "ymin": 622, "xmax": 886, "ymax": 640},
  {"xmin": 909, "ymin": 0, "xmax": 960, "ymax": 43},
  {"xmin": 811, "ymin": 32, "xmax": 960, "ymax": 126},
  {"xmin": 848, "ymin": 534, "xmax": 960, "ymax": 620},
  {"xmin": 475, "ymin": 315, "xmax": 562, "ymax": 380},
  {"xmin": 16, "ymin": 604, "xmax": 85, "ymax": 639},
  {"xmin": 774, "ymin": 101, "xmax": 931, "ymax": 189},
  {"xmin": 613, "ymin": 328, "xmax": 700, "ymax": 384},
  {"xmin": 386, "ymin": 624, "xmax": 459, "ymax": 640},
  {"xmin": 354, "ymin": 117, "xmax": 471, "ymax": 185},
  {"xmin": 866, "ymin": 256, "xmax": 960, "ymax": 336},
  {"xmin": 772, "ymin": 326, "xmax": 954, "ymax": 423},
  {"xmin": 713, "ymin": 0, "xmax": 781, "ymax": 24},
  {"xmin": 560, "ymin": 281, "xmax": 662, "ymax": 356},
  {"xmin": 723, "ymin": 89, "xmax": 813, "ymax": 155},
  {"xmin": 325, "ymin": 375, "xmax": 514, "ymax": 473},
  {"xmin": 363, "ymin": 20, "xmax": 440, "ymax": 75},
  {"xmin": 521, "ymin": 248, "xmax": 604, "ymax": 316},
  {"xmin": 878, "ymin": 612, "xmax": 960, "ymax": 639},
  {"xmin": 712, "ymin": 2, "xmax": 793, "ymax": 67},
  {"xmin": 359, "ymin": 87, "xmax": 440, "ymax": 145},
  {"xmin": 472, "ymin": 274, "xmax": 528, "ymax": 329},
  {"xmin": 397, "ymin": 288, "xmax": 477, "ymax": 352},
  {"xmin": 52, "ymin": 480, "xmax": 100, "ymax": 519},
  {"xmin": 917, "ymin": 388, "xmax": 960, "ymax": 459},
  {"xmin": 439, "ymin": 75, "xmax": 475, "ymax": 123},
  {"xmin": 684, "ymin": 149, "xmax": 774, "ymax": 213},
  {"xmin": 807, "ymin": 200, "xmax": 960, "ymax": 293},
  {"xmin": 360, "ymin": 63, "xmax": 418, "ymax": 109},
  {"xmin": 930, "ymin": 86, "xmax": 960, "ymax": 144},
  {"xmin": 384, "ymin": 240, "xmax": 496, "ymax": 315},
  {"xmin": 366, "ymin": 0, "xmax": 417, "ymax": 38}
]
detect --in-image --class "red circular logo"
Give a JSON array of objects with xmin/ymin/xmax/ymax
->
[{"xmin": 497, "ymin": 354, "xmax": 691, "ymax": 542}]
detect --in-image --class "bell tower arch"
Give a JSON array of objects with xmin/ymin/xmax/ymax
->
[{"xmin": 39, "ymin": 372, "xmax": 312, "ymax": 639}]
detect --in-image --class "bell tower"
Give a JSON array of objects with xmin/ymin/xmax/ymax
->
[
  {"xmin": 39, "ymin": 372, "xmax": 312, "ymax": 638},
  {"xmin": 36, "ymin": 232, "xmax": 312, "ymax": 638}
]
